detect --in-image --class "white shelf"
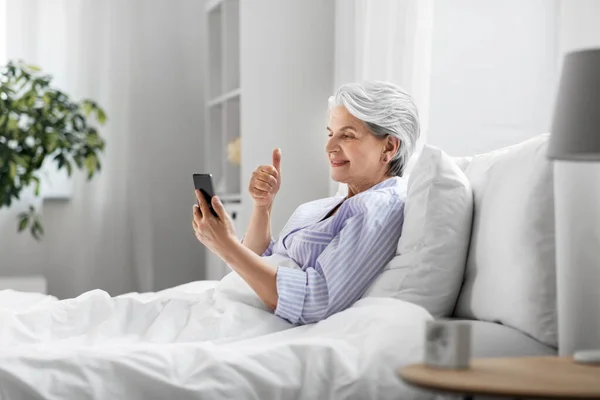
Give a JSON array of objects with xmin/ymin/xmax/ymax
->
[
  {"xmin": 207, "ymin": 87, "xmax": 241, "ymax": 108},
  {"xmin": 218, "ymin": 193, "xmax": 241, "ymax": 203},
  {"xmin": 204, "ymin": 0, "xmax": 242, "ymax": 281},
  {"xmin": 205, "ymin": 0, "xmax": 223, "ymax": 14}
]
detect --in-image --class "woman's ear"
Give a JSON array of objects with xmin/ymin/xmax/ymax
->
[{"xmin": 384, "ymin": 136, "xmax": 400, "ymax": 158}]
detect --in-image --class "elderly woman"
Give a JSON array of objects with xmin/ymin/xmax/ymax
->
[{"xmin": 193, "ymin": 81, "xmax": 420, "ymax": 325}]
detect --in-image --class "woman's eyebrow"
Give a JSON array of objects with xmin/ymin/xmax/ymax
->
[{"xmin": 326, "ymin": 126, "xmax": 357, "ymax": 132}]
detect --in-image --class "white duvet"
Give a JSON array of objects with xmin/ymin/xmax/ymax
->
[{"xmin": 0, "ymin": 256, "xmax": 433, "ymax": 400}]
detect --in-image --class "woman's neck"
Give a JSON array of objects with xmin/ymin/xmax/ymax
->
[{"xmin": 346, "ymin": 175, "xmax": 392, "ymax": 199}]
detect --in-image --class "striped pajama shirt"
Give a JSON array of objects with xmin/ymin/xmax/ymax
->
[{"xmin": 260, "ymin": 177, "xmax": 407, "ymax": 325}]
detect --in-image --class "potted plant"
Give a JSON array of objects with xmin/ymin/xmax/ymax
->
[{"xmin": 0, "ymin": 61, "xmax": 107, "ymax": 240}]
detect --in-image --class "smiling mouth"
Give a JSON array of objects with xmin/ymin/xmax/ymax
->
[{"xmin": 330, "ymin": 160, "xmax": 349, "ymax": 167}]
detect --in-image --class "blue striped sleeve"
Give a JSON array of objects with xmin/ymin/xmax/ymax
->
[
  {"xmin": 261, "ymin": 237, "xmax": 276, "ymax": 257},
  {"xmin": 240, "ymin": 235, "xmax": 276, "ymax": 257},
  {"xmin": 274, "ymin": 192, "xmax": 405, "ymax": 324},
  {"xmin": 274, "ymin": 267, "xmax": 306, "ymax": 321}
]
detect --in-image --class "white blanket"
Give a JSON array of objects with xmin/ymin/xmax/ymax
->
[{"xmin": 0, "ymin": 256, "xmax": 433, "ymax": 400}]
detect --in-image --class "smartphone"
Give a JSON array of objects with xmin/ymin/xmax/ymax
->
[{"xmin": 193, "ymin": 173, "xmax": 219, "ymax": 218}]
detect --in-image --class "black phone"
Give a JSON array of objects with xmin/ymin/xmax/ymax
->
[{"xmin": 193, "ymin": 173, "xmax": 219, "ymax": 218}]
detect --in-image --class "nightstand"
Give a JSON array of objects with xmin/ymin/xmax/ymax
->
[{"xmin": 399, "ymin": 356, "xmax": 600, "ymax": 399}]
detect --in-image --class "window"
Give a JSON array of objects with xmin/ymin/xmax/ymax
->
[
  {"xmin": 0, "ymin": 0, "xmax": 6, "ymax": 64},
  {"xmin": 0, "ymin": 1, "xmax": 73, "ymax": 200}
]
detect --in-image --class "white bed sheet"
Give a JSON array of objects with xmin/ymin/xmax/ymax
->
[{"xmin": 0, "ymin": 270, "xmax": 433, "ymax": 400}]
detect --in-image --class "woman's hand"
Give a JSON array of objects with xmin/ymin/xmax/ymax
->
[
  {"xmin": 249, "ymin": 148, "xmax": 281, "ymax": 208},
  {"xmin": 193, "ymin": 190, "xmax": 237, "ymax": 255}
]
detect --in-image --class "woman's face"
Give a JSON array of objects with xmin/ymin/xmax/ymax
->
[{"xmin": 326, "ymin": 105, "xmax": 392, "ymax": 189}]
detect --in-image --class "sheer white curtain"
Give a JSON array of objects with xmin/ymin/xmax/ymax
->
[
  {"xmin": 332, "ymin": 0, "xmax": 434, "ymax": 195},
  {"xmin": 0, "ymin": 1, "xmax": 5, "ymax": 63},
  {"xmin": 2, "ymin": 0, "xmax": 206, "ymax": 298},
  {"xmin": 1, "ymin": 0, "xmax": 149, "ymax": 297},
  {"xmin": 2, "ymin": 0, "xmax": 142, "ymax": 297}
]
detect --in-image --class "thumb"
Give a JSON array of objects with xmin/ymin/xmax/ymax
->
[
  {"xmin": 272, "ymin": 148, "xmax": 282, "ymax": 174},
  {"xmin": 212, "ymin": 196, "xmax": 227, "ymax": 220}
]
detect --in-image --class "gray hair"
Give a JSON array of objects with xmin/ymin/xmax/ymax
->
[{"xmin": 328, "ymin": 81, "xmax": 420, "ymax": 177}]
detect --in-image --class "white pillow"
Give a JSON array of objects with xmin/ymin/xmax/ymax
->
[
  {"xmin": 454, "ymin": 134, "xmax": 557, "ymax": 348},
  {"xmin": 452, "ymin": 156, "xmax": 473, "ymax": 172},
  {"xmin": 364, "ymin": 145, "xmax": 473, "ymax": 318}
]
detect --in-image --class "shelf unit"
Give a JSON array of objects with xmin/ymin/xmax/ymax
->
[
  {"xmin": 205, "ymin": 0, "xmax": 240, "ymax": 201},
  {"xmin": 204, "ymin": 0, "xmax": 242, "ymax": 280}
]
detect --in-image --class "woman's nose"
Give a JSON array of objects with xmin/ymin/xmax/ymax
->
[{"xmin": 325, "ymin": 136, "xmax": 339, "ymax": 153}]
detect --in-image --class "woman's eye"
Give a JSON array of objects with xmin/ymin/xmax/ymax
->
[{"xmin": 327, "ymin": 132, "xmax": 354, "ymax": 139}]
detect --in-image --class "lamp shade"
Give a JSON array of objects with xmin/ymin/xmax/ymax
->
[{"xmin": 548, "ymin": 49, "xmax": 600, "ymax": 161}]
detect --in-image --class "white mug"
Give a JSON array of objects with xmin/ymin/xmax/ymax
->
[{"xmin": 424, "ymin": 320, "xmax": 472, "ymax": 369}]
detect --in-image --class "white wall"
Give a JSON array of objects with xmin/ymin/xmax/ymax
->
[
  {"xmin": 427, "ymin": 0, "xmax": 559, "ymax": 156},
  {"xmin": 0, "ymin": 0, "xmax": 206, "ymax": 298},
  {"xmin": 331, "ymin": 0, "xmax": 434, "ymax": 195},
  {"xmin": 239, "ymin": 0, "xmax": 334, "ymax": 235},
  {"xmin": 126, "ymin": 0, "xmax": 207, "ymax": 292},
  {"xmin": 559, "ymin": 0, "xmax": 600, "ymax": 56}
]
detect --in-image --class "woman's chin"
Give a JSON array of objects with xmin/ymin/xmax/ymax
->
[{"xmin": 330, "ymin": 170, "xmax": 349, "ymax": 183}]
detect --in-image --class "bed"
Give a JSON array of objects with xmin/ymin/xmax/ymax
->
[
  {"xmin": 0, "ymin": 276, "xmax": 434, "ymax": 400},
  {"xmin": 0, "ymin": 134, "xmax": 561, "ymax": 399}
]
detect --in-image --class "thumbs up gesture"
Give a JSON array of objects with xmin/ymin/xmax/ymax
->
[{"xmin": 249, "ymin": 148, "xmax": 282, "ymax": 208}]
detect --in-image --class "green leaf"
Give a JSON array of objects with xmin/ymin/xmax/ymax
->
[
  {"xmin": 96, "ymin": 108, "xmax": 107, "ymax": 125},
  {"xmin": 26, "ymin": 64, "xmax": 41, "ymax": 72},
  {"xmin": 55, "ymin": 153, "xmax": 65, "ymax": 169},
  {"xmin": 13, "ymin": 155, "xmax": 26, "ymax": 167},
  {"xmin": 82, "ymin": 100, "xmax": 94, "ymax": 116},
  {"xmin": 7, "ymin": 118, "xmax": 18, "ymax": 131},
  {"xmin": 73, "ymin": 156, "xmax": 83, "ymax": 169},
  {"xmin": 18, "ymin": 216, "xmax": 28, "ymax": 232},
  {"xmin": 8, "ymin": 161, "xmax": 16, "ymax": 179},
  {"xmin": 72, "ymin": 114, "xmax": 86, "ymax": 132},
  {"xmin": 31, "ymin": 225, "xmax": 41, "ymax": 241},
  {"xmin": 84, "ymin": 154, "xmax": 96, "ymax": 175},
  {"xmin": 33, "ymin": 219, "xmax": 44, "ymax": 235},
  {"xmin": 65, "ymin": 159, "xmax": 73, "ymax": 177},
  {"xmin": 46, "ymin": 131, "xmax": 59, "ymax": 153},
  {"xmin": 32, "ymin": 176, "xmax": 41, "ymax": 196}
]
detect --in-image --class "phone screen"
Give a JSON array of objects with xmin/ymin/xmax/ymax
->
[{"xmin": 193, "ymin": 173, "xmax": 219, "ymax": 218}]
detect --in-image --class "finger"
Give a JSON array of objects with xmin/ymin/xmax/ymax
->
[
  {"xmin": 194, "ymin": 189, "xmax": 203, "ymax": 211},
  {"xmin": 193, "ymin": 206, "xmax": 200, "ymax": 233},
  {"xmin": 250, "ymin": 186, "xmax": 269, "ymax": 198},
  {"xmin": 272, "ymin": 148, "xmax": 282, "ymax": 174},
  {"xmin": 212, "ymin": 196, "xmax": 227, "ymax": 220},
  {"xmin": 248, "ymin": 181, "xmax": 268, "ymax": 197},
  {"xmin": 252, "ymin": 180, "xmax": 273, "ymax": 192},
  {"xmin": 254, "ymin": 171, "xmax": 278, "ymax": 187},
  {"xmin": 258, "ymin": 165, "xmax": 279, "ymax": 180},
  {"xmin": 193, "ymin": 204, "xmax": 201, "ymax": 224},
  {"xmin": 196, "ymin": 190, "xmax": 211, "ymax": 218}
]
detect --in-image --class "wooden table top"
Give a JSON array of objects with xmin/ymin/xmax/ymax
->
[{"xmin": 399, "ymin": 356, "xmax": 600, "ymax": 399}]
